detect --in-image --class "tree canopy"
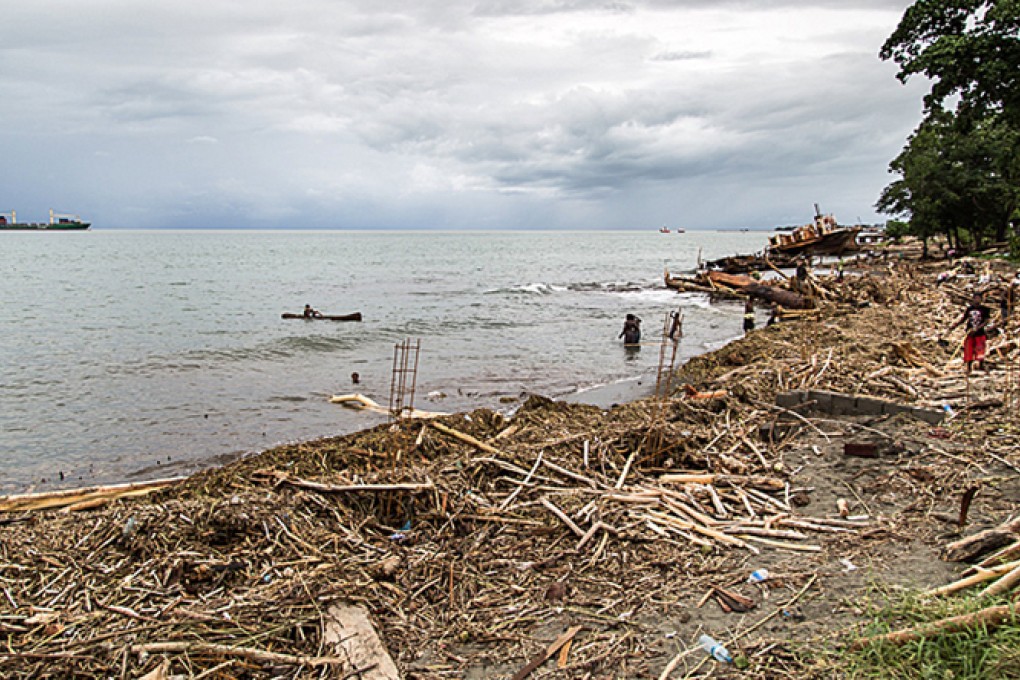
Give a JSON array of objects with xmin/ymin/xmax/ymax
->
[
  {"xmin": 878, "ymin": 1, "xmax": 1020, "ymax": 254},
  {"xmin": 881, "ymin": 1, "xmax": 1020, "ymax": 123}
]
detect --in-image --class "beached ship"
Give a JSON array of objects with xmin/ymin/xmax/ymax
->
[
  {"xmin": 768, "ymin": 206, "xmax": 859, "ymax": 257},
  {"xmin": 0, "ymin": 209, "xmax": 91, "ymax": 231}
]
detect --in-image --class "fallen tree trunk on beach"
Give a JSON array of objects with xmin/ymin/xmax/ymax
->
[
  {"xmin": 944, "ymin": 517, "xmax": 1020, "ymax": 563},
  {"xmin": 743, "ymin": 283, "xmax": 814, "ymax": 309}
]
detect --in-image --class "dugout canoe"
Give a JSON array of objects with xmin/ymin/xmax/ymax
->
[{"xmin": 281, "ymin": 312, "xmax": 363, "ymax": 321}]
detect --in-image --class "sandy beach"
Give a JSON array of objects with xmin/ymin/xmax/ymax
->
[{"xmin": 3, "ymin": 245, "xmax": 1019, "ymax": 679}]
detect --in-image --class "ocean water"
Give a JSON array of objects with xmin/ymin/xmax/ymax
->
[{"xmin": 0, "ymin": 229, "xmax": 768, "ymax": 492}]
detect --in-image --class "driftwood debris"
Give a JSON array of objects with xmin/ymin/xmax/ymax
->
[
  {"xmin": 943, "ymin": 517, "xmax": 1020, "ymax": 563},
  {"xmin": 923, "ymin": 559, "xmax": 1020, "ymax": 597},
  {"xmin": 849, "ymin": 604, "xmax": 1019, "ymax": 651},
  {"xmin": 663, "ymin": 270, "xmax": 814, "ymax": 310},
  {"xmin": 0, "ymin": 477, "xmax": 184, "ymax": 513},
  {"xmin": 323, "ymin": 603, "xmax": 402, "ymax": 680},
  {"xmin": 330, "ymin": 393, "xmax": 449, "ymax": 419},
  {"xmin": 129, "ymin": 641, "xmax": 346, "ymax": 667},
  {"xmin": 980, "ymin": 563, "xmax": 1020, "ymax": 598},
  {"xmin": 510, "ymin": 625, "xmax": 583, "ymax": 680},
  {"xmin": 743, "ymin": 283, "xmax": 814, "ymax": 310},
  {"xmin": 255, "ymin": 469, "xmax": 435, "ymax": 495}
]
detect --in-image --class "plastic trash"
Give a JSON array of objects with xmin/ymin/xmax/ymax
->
[
  {"xmin": 747, "ymin": 568, "xmax": 770, "ymax": 584},
  {"xmin": 698, "ymin": 634, "xmax": 733, "ymax": 663},
  {"xmin": 122, "ymin": 517, "xmax": 137, "ymax": 540},
  {"xmin": 942, "ymin": 403, "xmax": 955, "ymax": 417}
]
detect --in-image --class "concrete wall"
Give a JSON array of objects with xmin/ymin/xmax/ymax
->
[{"xmin": 775, "ymin": 389, "xmax": 945, "ymax": 425}]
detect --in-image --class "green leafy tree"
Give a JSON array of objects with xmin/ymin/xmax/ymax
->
[
  {"xmin": 878, "ymin": 2, "xmax": 1020, "ymax": 253},
  {"xmin": 877, "ymin": 111, "xmax": 1020, "ymax": 253},
  {"xmin": 881, "ymin": 1, "xmax": 1020, "ymax": 124}
]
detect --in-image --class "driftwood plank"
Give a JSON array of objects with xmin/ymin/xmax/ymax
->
[{"xmin": 323, "ymin": 603, "xmax": 402, "ymax": 680}]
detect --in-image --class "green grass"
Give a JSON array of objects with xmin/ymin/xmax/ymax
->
[{"xmin": 821, "ymin": 590, "xmax": 1020, "ymax": 679}]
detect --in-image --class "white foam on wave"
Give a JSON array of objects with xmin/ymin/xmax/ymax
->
[
  {"xmin": 675, "ymin": 292, "xmax": 712, "ymax": 309},
  {"xmin": 615, "ymin": 288, "xmax": 683, "ymax": 304},
  {"xmin": 484, "ymin": 282, "xmax": 568, "ymax": 295}
]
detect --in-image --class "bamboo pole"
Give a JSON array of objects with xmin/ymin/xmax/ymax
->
[
  {"xmin": 980, "ymin": 563, "xmax": 1020, "ymax": 598},
  {"xmin": 922, "ymin": 560, "xmax": 1020, "ymax": 597},
  {"xmin": 431, "ymin": 421, "xmax": 503, "ymax": 455},
  {"xmin": 849, "ymin": 604, "xmax": 1018, "ymax": 651},
  {"xmin": 0, "ymin": 477, "xmax": 185, "ymax": 513}
]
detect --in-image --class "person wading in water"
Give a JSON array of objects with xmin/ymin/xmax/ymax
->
[{"xmin": 619, "ymin": 314, "xmax": 642, "ymax": 345}]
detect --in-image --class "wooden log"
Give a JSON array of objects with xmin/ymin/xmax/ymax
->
[
  {"xmin": 980, "ymin": 563, "xmax": 1020, "ymax": 598},
  {"xmin": 431, "ymin": 421, "xmax": 502, "ymax": 455},
  {"xmin": 706, "ymin": 271, "xmax": 756, "ymax": 288},
  {"xmin": 743, "ymin": 283, "xmax": 814, "ymax": 310},
  {"xmin": 331, "ymin": 393, "xmax": 448, "ymax": 419},
  {"xmin": 0, "ymin": 477, "xmax": 184, "ymax": 513},
  {"xmin": 130, "ymin": 641, "xmax": 346, "ymax": 667},
  {"xmin": 943, "ymin": 518, "xmax": 1020, "ymax": 562},
  {"xmin": 322, "ymin": 602, "xmax": 402, "ymax": 679},
  {"xmin": 970, "ymin": 541, "xmax": 1020, "ymax": 574},
  {"xmin": 923, "ymin": 559, "xmax": 1020, "ymax": 597},
  {"xmin": 849, "ymin": 604, "xmax": 1018, "ymax": 651}
]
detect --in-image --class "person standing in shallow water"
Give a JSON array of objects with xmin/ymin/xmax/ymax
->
[
  {"xmin": 619, "ymin": 314, "xmax": 641, "ymax": 345},
  {"xmin": 743, "ymin": 299, "xmax": 755, "ymax": 334}
]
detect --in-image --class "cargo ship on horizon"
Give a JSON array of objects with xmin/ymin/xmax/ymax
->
[{"xmin": 0, "ymin": 209, "xmax": 90, "ymax": 231}]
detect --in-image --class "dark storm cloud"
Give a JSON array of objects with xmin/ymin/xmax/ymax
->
[{"xmin": 0, "ymin": 0, "xmax": 922, "ymax": 229}]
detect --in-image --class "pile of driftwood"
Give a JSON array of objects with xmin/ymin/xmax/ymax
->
[
  {"xmin": 1, "ymin": 390, "xmax": 846, "ymax": 678},
  {"xmin": 663, "ymin": 258, "xmax": 913, "ymax": 317},
  {"xmin": 2, "ymin": 257, "xmax": 1019, "ymax": 679},
  {"xmin": 703, "ymin": 252, "xmax": 797, "ymax": 274}
]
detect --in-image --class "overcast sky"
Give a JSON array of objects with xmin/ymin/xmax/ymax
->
[{"xmin": 0, "ymin": 0, "xmax": 926, "ymax": 229}]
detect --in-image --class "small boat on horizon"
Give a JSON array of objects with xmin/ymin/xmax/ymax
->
[
  {"xmin": 659, "ymin": 226, "xmax": 670, "ymax": 233},
  {"xmin": 0, "ymin": 209, "xmax": 90, "ymax": 231}
]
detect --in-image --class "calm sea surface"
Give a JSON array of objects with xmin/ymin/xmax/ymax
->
[{"xmin": 0, "ymin": 229, "xmax": 768, "ymax": 493}]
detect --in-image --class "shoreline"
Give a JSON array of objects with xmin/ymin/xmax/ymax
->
[{"xmin": 4, "ymin": 247, "xmax": 1019, "ymax": 678}]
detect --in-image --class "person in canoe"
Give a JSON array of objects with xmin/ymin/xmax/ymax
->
[
  {"xmin": 619, "ymin": 313, "xmax": 642, "ymax": 345},
  {"xmin": 303, "ymin": 304, "xmax": 323, "ymax": 319}
]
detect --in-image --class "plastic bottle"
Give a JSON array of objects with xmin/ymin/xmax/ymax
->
[
  {"xmin": 747, "ymin": 568, "xmax": 770, "ymax": 584},
  {"xmin": 698, "ymin": 634, "xmax": 732, "ymax": 663},
  {"xmin": 942, "ymin": 403, "xmax": 955, "ymax": 417}
]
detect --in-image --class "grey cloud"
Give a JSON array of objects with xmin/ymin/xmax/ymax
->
[
  {"xmin": 0, "ymin": 0, "xmax": 921, "ymax": 229},
  {"xmin": 651, "ymin": 50, "xmax": 712, "ymax": 61}
]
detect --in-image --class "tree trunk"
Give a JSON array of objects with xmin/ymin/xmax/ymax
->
[{"xmin": 743, "ymin": 284, "xmax": 814, "ymax": 310}]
